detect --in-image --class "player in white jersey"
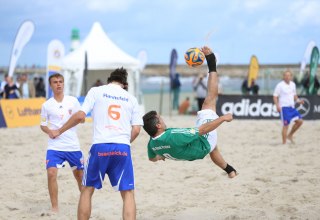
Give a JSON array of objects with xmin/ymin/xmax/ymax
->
[
  {"xmin": 273, "ymin": 70, "xmax": 304, "ymax": 144},
  {"xmin": 40, "ymin": 73, "xmax": 84, "ymax": 213},
  {"xmin": 50, "ymin": 68, "xmax": 143, "ymax": 220}
]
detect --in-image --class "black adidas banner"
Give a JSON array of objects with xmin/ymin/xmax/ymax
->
[{"xmin": 216, "ymin": 95, "xmax": 320, "ymax": 120}]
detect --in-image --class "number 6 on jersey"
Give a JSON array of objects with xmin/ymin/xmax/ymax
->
[{"xmin": 108, "ymin": 105, "xmax": 121, "ymax": 120}]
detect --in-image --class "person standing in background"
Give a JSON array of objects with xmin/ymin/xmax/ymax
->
[
  {"xmin": 172, "ymin": 73, "xmax": 181, "ymax": 110},
  {"xmin": 36, "ymin": 77, "xmax": 46, "ymax": 98},
  {"xmin": 273, "ymin": 70, "xmax": 304, "ymax": 144},
  {"xmin": 193, "ymin": 74, "xmax": 207, "ymax": 111},
  {"xmin": 18, "ymin": 73, "xmax": 36, "ymax": 98},
  {"xmin": 0, "ymin": 74, "xmax": 9, "ymax": 98},
  {"xmin": 3, "ymin": 76, "xmax": 19, "ymax": 99}
]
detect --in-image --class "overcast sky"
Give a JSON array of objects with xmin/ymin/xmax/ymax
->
[{"xmin": 0, "ymin": 0, "xmax": 320, "ymax": 67}]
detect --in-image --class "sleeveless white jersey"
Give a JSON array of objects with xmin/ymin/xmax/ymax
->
[
  {"xmin": 40, "ymin": 95, "xmax": 81, "ymax": 151},
  {"xmin": 273, "ymin": 81, "xmax": 296, "ymax": 108},
  {"xmin": 81, "ymin": 84, "xmax": 143, "ymax": 145}
]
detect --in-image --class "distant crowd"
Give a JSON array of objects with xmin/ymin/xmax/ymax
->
[{"xmin": 0, "ymin": 73, "xmax": 46, "ymax": 99}]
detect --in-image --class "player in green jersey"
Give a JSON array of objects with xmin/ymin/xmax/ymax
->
[{"xmin": 143, "ymin": 46, "xmax": 237, "ymax": 178}]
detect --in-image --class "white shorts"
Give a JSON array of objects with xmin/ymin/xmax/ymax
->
[{"xmin": 196, "ymin": 109, "xmax": 218, "ymax": 152}]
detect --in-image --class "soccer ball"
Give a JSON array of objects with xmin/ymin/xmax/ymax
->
[{"xmin": 184, "ymin": 47, "xmax": 205, "ymax": 67}]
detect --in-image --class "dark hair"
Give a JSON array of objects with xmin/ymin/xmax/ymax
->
[
  {"xmin": 49, "ymin": 73, "xmax": 64, "ymax": 85},
  {"xmin": 107, "ymin": 67, "xmax": 128, "ymax": 85},
  {"xmin": 143, "ymin": 111, "xmax": 159, "ymax": 137}
]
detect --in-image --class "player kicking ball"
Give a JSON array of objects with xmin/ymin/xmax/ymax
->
[{"xmin": 142, "ymin": 46, "xmax": 237, "ymax": 178}]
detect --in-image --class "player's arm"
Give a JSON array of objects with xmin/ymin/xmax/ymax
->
[
  {"xmin": 294, "ymin": 95, "xmax": 304, "ymax": 104},
  {"xmin": 198, "ymin": 113, "xmax": 233, "ymax": 135},
  {"xmin": 273, "ymin": 95, "xmax": 281, "ymax": 112},
  {"xmin": 51, "ymin": 111, "xmax": 86, "ymax": 138},
  {"xmin": 147, "ymin": 141, "xmax": 165, "ymax": 162},
  {"xmin": 40, "ymin": 125, "xmax": 53, "ymax": 138},
  {"xmin": 130, "ymin": 125, "xmax": 141, "ymax": 143}
]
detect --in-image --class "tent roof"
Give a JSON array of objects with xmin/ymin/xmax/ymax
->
[{"xmin": 63, "ymin": 22, "xmax": 140, "ymax": 70}]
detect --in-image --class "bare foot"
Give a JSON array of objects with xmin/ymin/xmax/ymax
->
[
  {"xmin": 287, "ymin": 135, "xmax": 295, "ymax": 144},
  {"xmin": 51, "ymin": 207, "xmax": 59, "ymax": 213},
  {"xmin": 228, "ymin": 171, "xmax": 238, "ymax": 178}
]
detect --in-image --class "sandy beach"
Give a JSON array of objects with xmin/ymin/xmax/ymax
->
[{"xmin": 0, "ymin": 116, "xmax": 319, "ymax": 219}]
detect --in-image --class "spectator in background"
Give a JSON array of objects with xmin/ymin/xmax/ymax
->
[
  {"xmin": 241, "ymin": 78, "xmax": 260, "ymax": 95},
  {"xmin": 3, "ymin": 76, "xmax": 19, "ymax": 99},
  {"xmin": 178, "ymin": 97, "xmax": 190, "ymax": 115},
  {"xmin": 92, "ymin": 79, "xmax": 103, "ymax": 87},
  {"xmin": 0, "ymin": 74, "xmax": 9, "ymax": 98},
  {"xmin": 36, "ymin": 77, "xmax": 46, "ymax": 98},
  {"xmin": 193, "ymin": 74, "xmax": 207, "ymax": 111},
  {"xmin": 273, "ymin": 70, "xmax": 304, "ymax": 144},
  {"xmin": 18, "ymin": 73, "xmax": 36, "ymax": 98},
  {"xmin": 241, "ymin": 78, "xmax": 250, "ymax": 95},
  {"xmin": 171, "ymin": 73, "xmax": 181, "ymax": 110},
  {"xmin": 251, "ymin": 79, "xmax": 260, "ymax": 95}
]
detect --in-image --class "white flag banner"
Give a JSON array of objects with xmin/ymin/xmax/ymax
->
[
  {"xmin": 46, "ymin": 39, "xmax": 65, "ymax": 99},
  {"xmin": 8, "ymin": 20, "xmax": 35, "ymax": 77},
  {"xmin": 299, "ymin": 40, "xmax": 316, "ymax": 82}
]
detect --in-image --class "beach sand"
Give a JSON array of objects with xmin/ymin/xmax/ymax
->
[{"xmin": 0, "ymin": 116, "xmax": 319, "ymax": 219}]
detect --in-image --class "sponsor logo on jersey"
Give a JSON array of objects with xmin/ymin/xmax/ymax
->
[
  {"xmin": 98, "ymin": 151, "xmax": 128, "ymax": 157},
  {"xmin": 152, "ymin": 145, "xmax": 171, "ymax": 151},
  {"xmin": 103, "ymin": 93, "xmax": 128, "ymax": 102}
]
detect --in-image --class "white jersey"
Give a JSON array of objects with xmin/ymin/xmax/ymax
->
[
  {"xmin": 40, "ymin": 95, "xmax": 81, "ymax": 151},
  {"xmin": 81, "ymin": 84, "xmax": 143, "ymax": 145},
  {"xmin": 273, "ymin": 81, "xmax": 297, "ymax": 108}
]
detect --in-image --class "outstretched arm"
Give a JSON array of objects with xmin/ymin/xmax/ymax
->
[{"xmin": 198, "ymin": 113, "xmax": 233, "ymax": 135}]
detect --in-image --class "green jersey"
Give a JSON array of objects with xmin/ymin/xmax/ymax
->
[{"xmin": 147, "ymin": 128, "xmax": 211, "ymax": 161}]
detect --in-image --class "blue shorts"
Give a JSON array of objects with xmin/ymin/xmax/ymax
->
[
  {"xmin": 281, "ymin": 107, "xmax": 302, "ymax": 126},
  {"xmin": 83, "ymin": 143, "xmax": 134, "ymax": 191},
  {"xmin": 46, "ymin": 150, "xmax": 84, "ymax": 170}
]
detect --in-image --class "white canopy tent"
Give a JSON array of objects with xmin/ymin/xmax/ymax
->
[{"xmin": 62, "ymin": 22, "xmax": 142, "ymax": 101}]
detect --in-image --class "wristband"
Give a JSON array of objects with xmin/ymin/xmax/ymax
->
[{"xmin": 205, "ymin": 53, "xmax": 217, "ymax": 72}]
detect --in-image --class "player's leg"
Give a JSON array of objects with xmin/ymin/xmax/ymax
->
[
  {"xmin": 77, "ymin": 186, "xmax": 95, "ymax": 220},
  {"xmin": 282, "ymin": 125, "xmax": 288, "ymax": 144},
  {"xmin": 120, "ymin": 190, "xmax": 136, "ymax": 220},
  {"xmin": 108, "ymin": 143, "xmax": 135, "ymax": 219},
  {"xmin": 78, "ymin": 145, "xmax": 105, "ymax": 219},
  {"xmin": 66, "ymin": 151, "xmax": 84, "ymax": 191},
  {"xmin": 209, "ymin": 148, "xmax": 237, "ymax": 178},
  {"xmin": 73, "ymin": 169, "xmax": 83, "ymax": 191},
  {"xmin": 201, "ymin": 46, "xmax": 218, "ymax": 112},
  {"xmin": 47, "ymin": 167, "xmax": 59, "ymax": 212},
  {"xmin": 287, "ymin": 119, "xmax": 303, "ymax": 143},
  {"xmin": 46, "ymin": 150, "xmax": 65, "ymax": 212}
]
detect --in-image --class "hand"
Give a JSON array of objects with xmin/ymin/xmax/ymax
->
[
  {"xmin": 276, "ymin": 105, "xmax": 281, "ymax": 113},
  {"xmin": 297, "ymin": 99, "xmax": 304, "ymax": 105},
  {"xmin": 48, "ymin": 129, "xmax": 61, "ymax": 139},
  {"xmin": 200, "ymin": 46, "xmax": 213, "ymax": 56},
  {"xmin": 156, "ymin": 155, "xmax": 165, "ymax": 161},
  {"xmin": 223, "ymin": 113, "xmax": 233, "ymax": 122}
]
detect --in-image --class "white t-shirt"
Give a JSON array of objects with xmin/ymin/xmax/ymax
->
[
  {"xmin": 273, "ymin": 81, "xmax": 297, "ymax": 108},
  {"xmin": 40, "ymin": 95, "xmax": 81, "ymax": 151},
  {"xmin": 81, "ymin": 84, "xmax": 143, "ymax": 145}
]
